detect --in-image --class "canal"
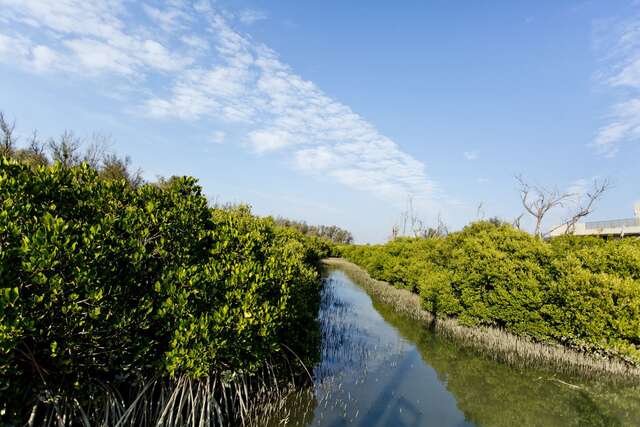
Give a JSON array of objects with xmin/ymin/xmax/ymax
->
[{"xmin": 286, "ymin": 266, "xmax": 640, "ymax": 426}]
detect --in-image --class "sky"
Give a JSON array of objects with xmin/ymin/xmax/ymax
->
[{"xmin": 1, "ymin": 0, "xmax": 640, "ymax": 242}]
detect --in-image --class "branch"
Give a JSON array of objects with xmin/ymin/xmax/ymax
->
[{"xmin": 561, "ymin": 179, "xmax": 612, "ymax": 234}]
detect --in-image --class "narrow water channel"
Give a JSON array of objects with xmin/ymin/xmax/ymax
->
[{"xmin": 286, "ymin": 266, "xmax": 640, "ymax": 427}]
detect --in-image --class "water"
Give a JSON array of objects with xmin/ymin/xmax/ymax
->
[{"xmin": 285, "ymin": 267, "xmax": 640, "ymax": 427}]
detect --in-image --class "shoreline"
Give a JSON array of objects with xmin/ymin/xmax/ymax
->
[{"xmin": 322, "ymin": 258, "xmax": 640, "ymax": 383}]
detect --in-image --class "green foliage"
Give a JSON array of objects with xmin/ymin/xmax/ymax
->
[
  {"xmin": 98, "ymin": 153, "xmax": 144, "ymax": 188},
  {"xmin": 0, "ymin": 111, "xmax": 144, "ymax": 188},
  {"xmin": 340, "ymin": 221, "xmax": 640, "ymax": 363},
  {"xmin": 274, "ymin": 217, "xmax": 353, "ymax": 244},
  {"xmin": 369, "ymin": 291, "xmax": 640, "ymax": 427},
  {"xmin": 0, "ymin": 159, "xmax": 322, "ymax": 422},
  {"xmin": 300, "ymin": 235, "xmax": 336, "ymax": 261}
]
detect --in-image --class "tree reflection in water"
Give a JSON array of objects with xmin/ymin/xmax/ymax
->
[{"xmin": 284, "ymin": 268, "xmax": 640, "ymax": 427}]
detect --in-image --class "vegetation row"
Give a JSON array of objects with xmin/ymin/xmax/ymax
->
[
  {"xmin": 338, "ymin": 221, "xmax": 640, "ymax": 367},
  {"xmin": 0, "ymin": 155, "xmax": 332, "ymax": 424}
]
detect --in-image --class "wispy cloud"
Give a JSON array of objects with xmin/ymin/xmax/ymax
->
[
  {"xmin": 210, "ymin": 131, "xmax": 225, "ymax": 144},
  {"xmin": 143, "ymin": 3, "xmax": 191, "ymax": 32},
  {"xmin": 595, "ymin": 99, "xmax": 640, "ymax": 156},
  {"xmin": 463, "ymin": 150, "xmax": 478, "ymax": 160},
  {"xmin": 0, "ymin": 0, "xmax": 440, "ymax": 210},
  {"xmin": 595, "ymin": 11, "xmax": 640, "ymax": 156},
  {"xmin": 237, "ymin": 9, "xmax": 267, "ymax": 25},
  {"xmin": 566, "ymin": 178, "xmax": 589, "ymax": 198},
  {"xmin": 0, "ymin": 0, "xmax": 192, "ymax": 75}
]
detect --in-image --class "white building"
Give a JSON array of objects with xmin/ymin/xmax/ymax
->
[{"xmin": 549, "ymin": 203, "xmax": 640, "ymax": 238}]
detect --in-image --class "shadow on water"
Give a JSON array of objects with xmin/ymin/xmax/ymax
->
[{"xmin": 284, "ymin": 267, "xmax": 640, "ymax": 427}]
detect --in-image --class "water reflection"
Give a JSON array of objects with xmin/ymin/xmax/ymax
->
[
  {"xmin": 299, "ymin": 269, "xmax": 470, "ymax": 427},
  {"xmin": 368, "ymin": 282, "xmax": 640, "ymax": 427},
  {"xmin": 287, "ymin": 267, "xmax": 640, "ymax": 427}
]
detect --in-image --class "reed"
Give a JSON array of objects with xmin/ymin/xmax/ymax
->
[
  {"xmin": 24, "ymin": 357, "xmax": 316, "ymax": 427},
  {"xmin": 324, "ymin": 258, "xmax": 640, "ymax": 383}
]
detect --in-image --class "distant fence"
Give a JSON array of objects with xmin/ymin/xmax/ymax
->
[{"xmin": 585, "ymin": 218, "xmax": 640, "ymax": 230}]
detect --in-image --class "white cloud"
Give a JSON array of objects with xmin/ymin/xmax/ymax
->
[
  {"xmin": 143, "ymin": 4, "xmax": 190, "ymax": 32},
  {"xmin": 594, "ymin": 99, "xmax": 640, "ymax": 156},
  {"xmin": 0, "ymin": 0, "xmax": 192, "ymax": 76},
  {"xmin": 0, "ymin": 32, "xmax": 61, "ymax": 72},
  {"xmin": 64, "ymin": 38, "xmax": 138, "ymax": 75},
  {"xmin": 567, "ymin": 178, "xmax": 589, "ymax": 198},
  {"xmin": 463, "ymin": 150, "xmax": 478, "ymax": 160},
  {"xmin": 31, "ymin": 45, "xmax": 58, "ymax": 70},
  {"xmin": 0, "ymin": 0, "xmax": 441, "ymax": 211},
  {"xmin": 150, "ymin": 6, "xmax": 440, "ymax": 207},
  {"xmin": 248, "ymin": 129, "xmax": 297, "ymax": 153},
  {"xmin": 0, "ymin": 0, "xmax": 125, "ymax": 39},
  {"xmin": 0, "ymin": 33, "xmax": 32, "ymax": 62},
  {"xmin": 596, "ymin": 15, "xmax": 640, "ymax": 154},
  {"xmin": 238, "ymin": 9, "xmax": 267, "ymax": 25},
  {"xmin": 181, "ymin": 35, "xmax": 209, "ymax": 51},
  {"xmin": 210, "ymin": 130, "xmax": 225, "ymax": 144},
  {"xmin": 294, "ymin": 146, "xmax": 339, "ymax": 172},
  {"xmin": 609, "ymin": 58, "xmax": 640, "ymax": 87}
]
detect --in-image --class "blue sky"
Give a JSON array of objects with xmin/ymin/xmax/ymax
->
[{"xmin": 1, "ymin": 0, "xmax": 639, "ymax": 242}]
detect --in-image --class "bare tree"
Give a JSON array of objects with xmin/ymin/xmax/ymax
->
[
  {"xmin": 393, "ymin": 196, "xmax": 448, "ymax": 239},
  {"xmin": 390, "ymin": 224, "xmax": 400, "ymax": 241},
  {"xmin": 0, "ymin": 112, "xmax": 16, "ymax": 157},
  {"xmin": 49, "ymin": 130, "xmax": 82, "ymax": 167},
  {"xmin": 400, "ymin": 196, "xmax": 413, "ymax": 236},
  {"xmin": 27, "ymin": 131, "xmax": 44, "ymax": 155},
  {"xmin": 83, "ymin": 133, "xmax": 112, "ymax": 169},
  {"xmin": 408, "ymin": 197, "xmax": 424, "ymax": 237},
  {"xmin": 100, "ymin": 153, "xmax": 144, "ymax": 188},
  {"xmin": 512, "ymin": 213, "xmax": 524, "ymax": 230},
  {"xmin": 547, "ymin": 179, "xmax": 612, "ymax": 236},
  {"xmin": 476, "ymin": 202, "xmax": 486, "ymax": 220},
  {"xmin": 516, "ymin": 175, "xmax": 575, "ymax": 238},
  {"xmin": 17, "ymin": 130, "xmax": 49, "ymax": 166},
  {"xmin": 0, "ymin": 112, "xmax": 146, "ymax": 187},
  {"xmin": 397, "ymin": 196, "xmax": 421, "ymax": 237},
  {"xmin": 425, "ymin": 213, "xmax": 449, "ymax": 238}
]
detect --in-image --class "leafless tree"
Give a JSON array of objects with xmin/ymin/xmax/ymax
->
[
  {"xmin": 390, "ymin": 224, "xmax": 400, "ymax": 241},
  {"xmin": 516, "ymin": 175, "xmax": 575, "ymax": 238},
  {"xmin": 512, "ymin": 213, "xmax": 524, "ymax": 230},
  {"xmin": 100, "ymin": 153, "xmax": 144, "ymax": 188},
  {"xmin": 27, "ymin": 130, "xmax": 44, "ymax": 154},
  {"xmin": 392, "ymin": 195, "xmax": 448, "ymax": 239},
  {"xmin": 49, "ymin": 130, "xmax": 82, "ymax": 167},
  {"xmin": 476, "ymin": 202, "xmax": 486, "ymax": 220},
  {"xmin": 0, "ymin": 112, "xmax": 16, "ymax": 157},
  {"xmin": 398, "ymin": 196, "xmax": 424, "ymax": 237},
  {"xmin": 83, "ymin": 133, "xmax": 112, "ymax": 169},
  {"xmin": 18, "ymin": 130, "xmax": 49, "ymax": 166},
  {"xmin": 399, "ymin": 196, "xmax": 414, "ymax": 236},
  {"xmin": 409, "ymin": 197, "xmax": 426, "ymax": 237},
  {"xmin": 547, "ymin": 179, "xmax": 612, "ymax": 236},
  {"xmin": 427, "ymin": 213, "xmax": 449, "ymax": 238}
]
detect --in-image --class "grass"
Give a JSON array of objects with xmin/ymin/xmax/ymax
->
[{"xmin": 323, "ymin": 258, "xmax": 640, "ymax": 383}]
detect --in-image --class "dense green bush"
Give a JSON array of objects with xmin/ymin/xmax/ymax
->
[
  {"xmin": 340, "ymin": 221, "xmax": 640, "ymax": 363},
  {"xmin": 274, "ymin": 217, "xmax": 353, "ymax": 244},
  {"xmin": 0, "ymin": 159, "xmax": 322, "ymax": 422}
]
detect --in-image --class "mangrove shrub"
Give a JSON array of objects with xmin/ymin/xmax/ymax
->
[
  {"xmin": 340, "ymin": 221, "xmax": 640, "ymax": 363},
  {"xmin": 0, "ymin": 159, "xmax": 323, "ymax": 423}
]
